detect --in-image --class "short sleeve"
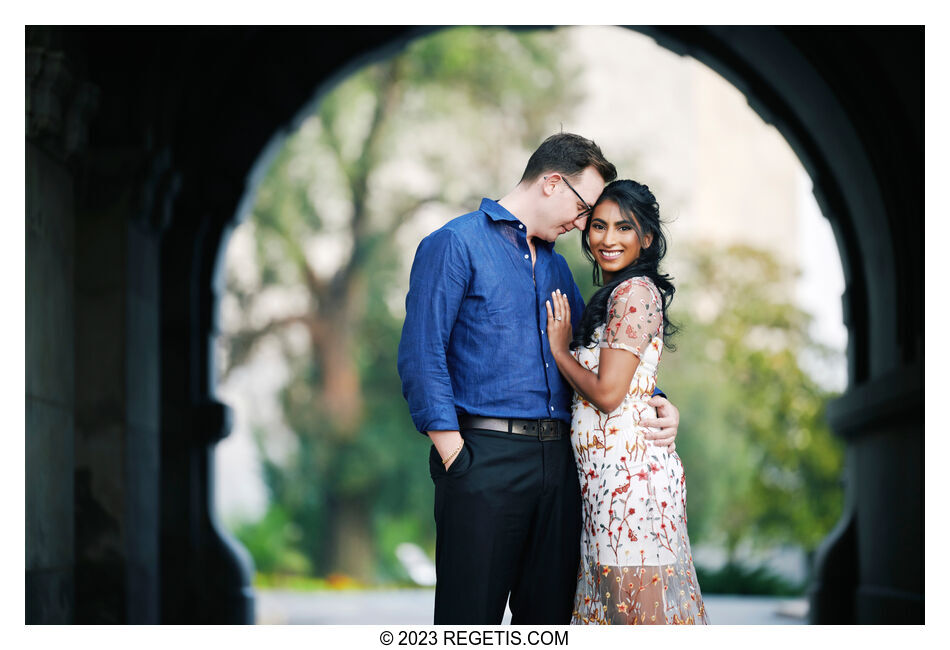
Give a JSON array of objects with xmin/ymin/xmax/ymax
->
[{"xmin": 600, "ymin": 277, "xmax": 662, "ymax": 358}]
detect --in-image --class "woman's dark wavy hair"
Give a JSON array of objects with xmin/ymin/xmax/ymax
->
[{"xmin": 571, "ymin": 179, "xmax": 678, "ymax": 351}]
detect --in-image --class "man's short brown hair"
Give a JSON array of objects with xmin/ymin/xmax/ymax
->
[{"xmin": 519, "ymin": 133, "xmax": 617, "ymax": 185}]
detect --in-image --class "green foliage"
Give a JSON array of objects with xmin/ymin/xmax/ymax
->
[
  {"xmin": 231, "ymin": 503, "xmax": 313, "ymax": 575},
  {"xmin": 695, "ymin": 562, "xmax": 803, "ymax": 596},
  {"xmin": 373, "ymin": 514, "xmax": 431, "ymax": 586},
  {"xmin": 252, "ymin": 572, "xmax": 362, "ymax": 591},
  {"xmin": 656, "ymin": 243, "xmax": 845, "ymax": 556}
]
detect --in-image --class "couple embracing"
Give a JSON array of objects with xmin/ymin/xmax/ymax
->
[{"xmin": 398, "ymin": 133, "xmax": 709, "ymax": 625}]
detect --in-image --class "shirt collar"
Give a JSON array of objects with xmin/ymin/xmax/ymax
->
[
  {"xmin": 480, "ymin": 198, "xmax": 521, "ymax": 224},
  {"xmin": 479, "ymin": 197, "xmax": 554, "ymax": 250}
]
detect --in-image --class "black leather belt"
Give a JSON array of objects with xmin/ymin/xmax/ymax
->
[{"xmin": 458, "ymin": 415, "xmax": 567, "ymax": 441}]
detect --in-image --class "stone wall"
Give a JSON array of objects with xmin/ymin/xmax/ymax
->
[
  {"xmin": 26, "ymin": 140, "xmax": 76, "ymax": 624},
  {"xmin": 27, "ymin": 38, "xmax": 164, "ymax": 624}
]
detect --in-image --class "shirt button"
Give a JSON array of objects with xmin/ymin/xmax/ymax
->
[
  {"xmin": 550, "ymin": 406, "xmax": 555, "ymax": 411},
  {"xmin": 545, "ymin": 363, "xmax": 549, "ymax": 368},
  {"xmin": 518, "ymin": 224, "xmax": 524, "ymax": 229},
  {"xmin": 524, "ymin": 254, "xmax": 529, "ymax": 259},
  {"xmin": 540, "ymin": 329, "xmax": 544, "ymax": 335}
]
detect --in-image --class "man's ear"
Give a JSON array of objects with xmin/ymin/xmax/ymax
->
[{"xmin": 540, "ymin": 173, "xmax": 560, "ymax": 197}]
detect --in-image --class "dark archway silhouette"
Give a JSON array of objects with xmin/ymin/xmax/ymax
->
[{"xmin": 25, "ymin": 26, "xmax": 922, "ymax": 624}]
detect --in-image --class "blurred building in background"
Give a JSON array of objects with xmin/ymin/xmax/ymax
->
[{"xmin": 572, "ymin": 27, "xmax": 802, "ymax": 265}]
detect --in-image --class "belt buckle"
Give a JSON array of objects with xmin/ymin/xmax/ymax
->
[{"xmin": 538, "ymin": 419, "xmax": 559, "ymax": 441}]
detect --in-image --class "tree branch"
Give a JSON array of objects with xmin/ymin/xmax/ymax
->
[
  {"xmin": 221, "ymin": 312, "xmax": 324, "ymax": 382},
  {"xmin": 336, "ymin": 194, "xmax": 441, "ymax": 295}
]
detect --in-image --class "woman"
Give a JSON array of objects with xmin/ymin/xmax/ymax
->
[{"xmin": 546, "ymin": 179, "xmax": 708, "ymax": 625}]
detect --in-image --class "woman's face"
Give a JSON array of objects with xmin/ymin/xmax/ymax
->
[{"xmin": 587, "ymin": 201, "xmax": 652, "ymax": 280}]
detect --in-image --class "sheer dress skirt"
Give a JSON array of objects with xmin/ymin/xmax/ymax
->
[{"xmin": 569, "ymin": 425, "xmax": 708, "ymax": 625}]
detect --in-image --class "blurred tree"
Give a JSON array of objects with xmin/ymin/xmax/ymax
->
[
  {"xmin": 229, "ymin": 501, "xmax": 312, "ymax": 576},
  {"xmin": 658, "ymin": 243, "xmax": 845, "ymax": 562},
  {"xmin": 220, "ymin": 27, "xmax": 582, "ymax": 582}
]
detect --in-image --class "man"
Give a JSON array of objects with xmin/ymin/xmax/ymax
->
[{"xmin": 397, "ymin": 133, "xmax": 680, "ymax": 624}]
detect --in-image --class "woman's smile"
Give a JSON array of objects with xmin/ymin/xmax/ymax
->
[
  {"xmin": 587, "ymin": 201, "xmax": 651, "ymax": 280},
  {"xmin": 598, "ymin": 249, "xmax": 624, "ymax": 261}
]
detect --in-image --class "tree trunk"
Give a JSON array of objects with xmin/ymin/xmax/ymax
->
[
  {"xmin": 318, "ymin": 335, "xmax": 362, "ymax": 432},
  {"xmin": 325, "ymin": 494, "xmax": 375, "ymax": 583}
]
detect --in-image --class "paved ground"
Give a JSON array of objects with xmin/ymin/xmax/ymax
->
[{"xmin": 255, "ymin": 589, "xmax": 808, "ymax": 625}]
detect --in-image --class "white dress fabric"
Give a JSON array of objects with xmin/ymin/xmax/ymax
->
[{"xmin": 570, "ymin": 277, "xmax": 708, "ymax": 625}]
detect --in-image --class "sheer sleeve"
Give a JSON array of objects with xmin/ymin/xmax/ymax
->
[{"xmin": 600, "ymin": 277, "xmax": 663, "ymax": 358}]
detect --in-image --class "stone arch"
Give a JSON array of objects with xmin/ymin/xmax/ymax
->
[{"xmin": 24, "ymin": 26, "xmax": 921, "ymax": 624}]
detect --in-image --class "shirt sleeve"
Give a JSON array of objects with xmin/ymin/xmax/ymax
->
[
  {"xmin": 600, "ymin": 277, "xmax": 662, "ymax": 359},
  {"xmin": 397, "ymin": 228, "xmax": 470, "ymax": 434}
]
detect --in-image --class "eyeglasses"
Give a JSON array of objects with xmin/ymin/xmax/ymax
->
[{"xmin": 545, "ymin": 174, "xmax": 593, "ymax": 221}]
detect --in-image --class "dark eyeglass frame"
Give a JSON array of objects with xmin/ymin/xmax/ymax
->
[{"xmin": 545, "ymin": 174, "xmax": 593, "ymax": 221}]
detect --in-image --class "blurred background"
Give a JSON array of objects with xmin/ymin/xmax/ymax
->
[{"xmin": 212, "ymin": 26, "xmax": 847, "ymax": 622}]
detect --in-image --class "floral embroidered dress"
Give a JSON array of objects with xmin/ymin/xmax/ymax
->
[{"xmin": 570, "ymin": 277, "xmax": 708, "ymax": 625}]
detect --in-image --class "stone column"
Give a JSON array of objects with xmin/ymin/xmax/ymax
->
[
  {"xmin": 160, "ymin": 186, "xmax": 255, "ymax": 624},
  {"xmin": 26, "ymin": 139, "xmax": 76, "ymax": 623},
  {"xmin": 26, "ymin": 40, "xmax": 174, "ymax": 623},
  {"xmin": 25, "ymin": 45, "xmax": 97, "ymax": 624},
  {"xmin": 71, "ymin": 142, "xmax": 175, "ymax": 623}
]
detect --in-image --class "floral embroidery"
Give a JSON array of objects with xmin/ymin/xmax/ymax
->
[{"xmin": 569, "ymin": 277, "xmax": 709, "ymax": 625}]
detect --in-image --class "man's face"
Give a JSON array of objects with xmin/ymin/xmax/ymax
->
[{"xmin": 539, "ymin": 167, "xmax": 606, "ymax": 242}]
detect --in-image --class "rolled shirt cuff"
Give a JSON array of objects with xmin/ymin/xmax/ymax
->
[{"xmin": 411, "ymin": 406, "xmax": 460, "ymax": 435}]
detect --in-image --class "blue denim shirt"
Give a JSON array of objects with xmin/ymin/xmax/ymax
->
[{"xmin": 398, "ymin": 198, "xmax": 585, "ymax": 434}]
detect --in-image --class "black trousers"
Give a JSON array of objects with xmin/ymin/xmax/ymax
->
[{"xmin": 429, "ymin": 427, "xmax": 582, "ymax": 624}]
